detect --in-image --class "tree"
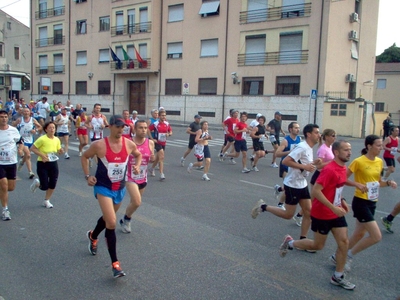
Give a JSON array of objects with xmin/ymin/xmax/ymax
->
[{"xmin": 376, "ymin": 43, "xmax": 400, "ymax": 63}]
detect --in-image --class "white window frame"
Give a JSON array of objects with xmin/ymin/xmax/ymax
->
[
  {"xmin": 200, "ymin": 39, "xmax": 218, "ymax": 57},
  {"xmin": 377, "ymin": 79, "xmax": 387, "ymax": 89},
  {"xmin": 168, "ymin": 4, "xmax": 184, "ymax": 22},
  {"xmin": 279, "ymin": 32, "xmax": 302, "ymax": 64},
  {"xmin": 99, "ymin": 49, "xmax": 109, "ymax": 63},
  {"xmin": 76, "ymin": 51, "xmax": 87, "ymax": 65},
  {"xmin": 167, "ymin": 42, "xmax": 183, "ymax": 59}
]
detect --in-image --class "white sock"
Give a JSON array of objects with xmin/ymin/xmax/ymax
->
[
  {"xmin": 347, "ymin": 250, "xmax": 353, "ymax": 258},
  {"xmin": 334, "ymin": 271, "xmax": 343, "ymax": 278},
  {"xmin": 288, "ymin": 240, "xmax": 294, "ymax": 248}
]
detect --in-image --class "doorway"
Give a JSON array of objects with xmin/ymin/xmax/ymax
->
[{"xmin": 129, "ymin": 81, "xmax": 146, "ymax": 115}]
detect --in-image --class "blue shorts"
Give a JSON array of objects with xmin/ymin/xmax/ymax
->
[
  {"xmin": 93, "ymin": 185, "xmax": 126, "ymax": 205},
  {"xmin": 234, "ymin": 139, "xmax": 247, "ymax": 152},
  {"xmin": 24, "ymin": 142, "xmax": 33, "ymax": 148}
]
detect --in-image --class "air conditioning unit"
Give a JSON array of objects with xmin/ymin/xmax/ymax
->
[
  {"xmin": 350, "ymin": 12, "xmax": 359, "ymax": 23},
  {"xmin": 346, "ymin": 74, "xmax": 356, "ymax": 83},
  {"xmin": 348, "ymin": 30, "xmax": 358, "ymax": 40},
  {"xmin": 3, "ymin": 64, "xmax": 11, "ymax": 71}
]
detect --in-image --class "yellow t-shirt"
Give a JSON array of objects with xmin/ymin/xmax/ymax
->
[
  {"xmin": 349, "ymin": 155, "xmax": 383, "ymax": 200},
  {"xmin": 34, "ymin": 135, "xmax": 62, "ymax": 162}
]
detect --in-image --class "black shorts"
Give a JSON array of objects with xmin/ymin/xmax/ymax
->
[
  {"xmin": 384, "ymin": 157, "xmax": 395, "ymax": 167},
  {"xmin": 188, "ymin": 139, "xmax": 196, "ymax": 149},
  {"xmin": 284, "ymin": 185, "xmax": 311, "ymax": 205},
  {"xmin": 252, "ymin": 141, "xmax": 264, "ymax": 152},
  {"xmin": 311, "ymin": 216, "xmax": 347, "ymax": 235},
  {"xmin": 227, "ymin": 136, "xmax": 235, "ymax": 143},
  {"xmin": 0, "ymin": 164, "xmax": 17, "ymax": 180},
  {"xmin": 137, "ymin": 182, "xmax": 147, "ymax": 190},
  {"xmin": 91, "ymin": 137, "xmax": 102, "ymax": 142},
  {"xmin": 155, "ymin": 143, "xmax": 166, "ymax": 152},
  {"xmin": 352, "ymin": 196, "xmax": 377, "ymax": 223},
  {"xmin": 57, "ymin": 132, "xmax": 69, "ymax": 137},
  {"xmin": 279, "ymin": 162, "xmax": 288, "ymax": 178},
  {"xmin": 234, "ymin": 140, "xmax": 247, "ymax": 152},
  {"xmin": 196, "ymin": 145, "xmax": 211, "ymax": 162},
  {"xmin": 310, "ymin": 170, "xmax": 321, "ymax": 185}
]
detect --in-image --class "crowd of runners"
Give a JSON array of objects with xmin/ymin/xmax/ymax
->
[{"xmin": 1, "ymin": 96, "xmax": 400, "ymax": 286}]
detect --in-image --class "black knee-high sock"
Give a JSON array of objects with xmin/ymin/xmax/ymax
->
[
  {"xmin": 92, "ymin": 216, "xmax": 106, "ymax": 239},
  {"xmin": 105, "ymin": 228, "xmax": 118, "ymax": 263}
]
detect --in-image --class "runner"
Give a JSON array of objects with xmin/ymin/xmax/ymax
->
[
  {"xmin": 76, "ymin": 110, "xmax": 88, "ymax": 156},
  {"xmin": 382, "ymin": 126, "xmax": 399, "ymax": 181},
  {"xmin": 266, "ymin": 111, "xmax": 286, "ymax": 168},
  {"xmin": 35, "ymin": 97, "xmax": 51, "ymax": 127},
  {"xmin": 82, "ymin": 115, "xmax": 142, "ymax": 278},
  {"xmin": 180, "ymin": 114, "xmax": 202, "ymax": 167},
  {"xmin": 54, "ymin": 107, "xmax": 71, "ymax": 159},
  {"xmin": 120, "ymin": 120, "xmax": 155, "ymax": 233},
  {"xmin": 0, "ymin": 110, "xmax": 24, "ymax": 220},
  {"xmin": 121, "ymin": 109, "xmax": 134, "ymax": 139},
  {"xmin": 249, "ymin": 115, "xmax": 268, "ymax": 172},
  {"xmin": 221, "ymin": 109, "xmax": 239, "ymax": 164},
  {"xmin": 381, "ymin": 201, "xmax": 400, "ymax": 233}
]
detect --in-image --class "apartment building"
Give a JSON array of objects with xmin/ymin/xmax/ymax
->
[
  {"xmin": 31, "ymin": 0, "xmax": 379, "ymax": 136},
  {"xmin": 0, "ymin": 10, "xmax": 31, "ymax": 102}
]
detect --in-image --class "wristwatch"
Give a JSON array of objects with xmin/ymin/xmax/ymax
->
[{"xmin": 85, "ymin": 175, "xmax": 90, "ymax": 180}]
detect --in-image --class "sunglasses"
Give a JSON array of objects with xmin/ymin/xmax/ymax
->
[{"xmin": 331, "ymin": 134, "xmax": 336, "ymax": 137}]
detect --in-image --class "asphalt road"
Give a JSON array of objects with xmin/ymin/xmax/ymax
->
[{"xmin": 1, "ymin": 125, "xmax": 399, "ymax": 299}]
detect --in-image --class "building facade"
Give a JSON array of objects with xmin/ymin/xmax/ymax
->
[
  {"xmin": 0, "ymin": 10, "xmax": 31, "ymax": 102},
  {"xmin": 31, "ymin": 0, "xmax": 379, "ymax": 137}
]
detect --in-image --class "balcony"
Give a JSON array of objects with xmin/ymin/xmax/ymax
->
[
  {"xmin": 111, "ymin": 22, "xmax": 152, "ymax": 37},
  {"xmin": 35, "ymin": 36, "xmax": 65, "ymax": 48},
  {"xmin": 35, "ymin": 6, "xmax": 65, "ymax": 19},
  {"xmin": 35, "ymin": 65, "xmax": 65, "ymax": 75},
  {"xmin": 237, "ymin": 50, "xmax": 308, "ymax": 66},
  {"xmin": 326, "ymin": 91, "xmax": 357, "ymax": 101},
  {"xmin": 240, "ymin": 3, "xmax": 311, "ymax": 24},
  {"xmin": 110, "ymin": 59, "xmax": 151, "ymax": 71}
]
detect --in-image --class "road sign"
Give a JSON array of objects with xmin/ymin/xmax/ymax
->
[
  {"xmin": 310, "ymin": 89, "xmax": 317, "ymax": 100},
  {"xmin": 183, "ymin": 82, "xmax": 189, "ymax": 95}
]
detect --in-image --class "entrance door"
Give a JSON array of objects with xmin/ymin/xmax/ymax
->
[{"xmin": 129, "ymin": 81, "xmax": 146, "ymax": 115}]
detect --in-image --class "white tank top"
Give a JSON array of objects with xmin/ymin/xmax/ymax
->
[
  {"xmin": 19, "ymin": 117, "xmax": 35, "ymax": 144},
  {"xmin": 57, "ymin": 115, "xmax": 69, "ymax": 133}
]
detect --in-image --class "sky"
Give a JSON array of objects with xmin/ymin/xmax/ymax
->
[{"xmin": 0, "ymin": 0, "xmax": 399, "ymax": 55}]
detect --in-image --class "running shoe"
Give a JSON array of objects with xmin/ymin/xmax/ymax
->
[
  {"xmin": 270, "ymin": 163, "xmax": 279, "ymax": 168},
  {"xmin": 250, "ymin": 155, "xmax": 255, "ymax": 162},
  {"xmin": 330, "ymin": 274, "xmax": 355, "ymax": 290},
  {"xmin": 180, "ymin": 157, "xmax": 185, "ymax": 167},
  {"xmin": 2, "ymin": 209, "xmax": 11, "ymax": 221},
  {"xmin": 187, "ymin": 163, "xmax": 193, "ymax": 173},
  {"xmin": 17, "ymin": 158, "xmax": 24, "ymax": 171},
  {"xmin": 251, "ymin": 199, "xmax": 266, "ymax": 219},
  {"xmin": 119, "ymin": 218, "xmax": 131, "ymax": 233},
  {"xmin": 112, "ymin": 261, "xmax": 126, "ymax": 278},
  {"xmin": 279, "ymin": 234, "xmax": 293, "ymax": 257},
  {"xmin": 29, "ymin": 172, "xmax": 35, "ymax": 179},
  {"xmin": 381, "ymin": 216, "xmax": 394, "ymax": 233},
  {"xmin": 218, "ymin": 153, "xmax": 224, "ymax": 162},
  {"xmin": 230, "ymin": 158, "xmax": 236, "ymax": 165},
  {"xmin": 148, "ymin": 167, "xmax": 155, "ymax": 177},
  {"xmin": 64, "ymin": 153, "xmax": 70, "ymax": 159},
  {"xmin": 277, "ymin": 203, "xmax": 286, "ymax": 211},
  {"xmin": 202, "ymin": 174, "xmax": 211, "ymax": 181},
  {"xmin": 196, "ymin": 166, "xmax": 204, "ymax": 170},
  {"xmin": 79, "ymin": 151, "xmax": 82, "ymax": 157},
  {"xmin": 252, "ymin": 166, "xmax": 259, "ymax": 172},
  {"xmin": 43, "ymin": 200, "xmax": 53, "ymax": 209},
  {"xmin": 222, "ymin": 152, "xmax": 228, "ymax": 161},
  {"xmin": 30, "ymin": 178, "xmax": 40, "ymax": 193},
  {"xmin": 274, "ymin": 184, "xmax": 281, "ymax": 199},
  {"xmin": 160, "ymin": 173, "xmax": 165, "ymax": 180},
  {"xmin": 242, "ymin": 168, "xmax": 251, "ymax": 173},
  {"xmin": 329, "ymin": 254, "xmax": 352, "ymax": 272},
  {"xmin": 293, "ymin": 215, "xmax": 303, "ymax": 227},
  {"xmin": 87, "ymin": 230, "xmax": 98, "ymax": 255}
]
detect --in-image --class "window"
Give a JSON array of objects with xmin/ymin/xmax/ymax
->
[
  {"xmin": 199, "ymin": 1, "xmax": 220, "ymax": 17},
  {"xmin": 330, "ymin": 104, "xmax": 347, "ymax": 116},
  {"xmin": 245, "ymin": 35, "xmax": 266, "ymax": 65},
  {"xmin": 247, "ymin": 0, "xmax": 268, "ymax": 23},
  {"xmin": 98, "ymin": 81, "xmax": 111, "ymax": 95},
  {"xmin": 99, "ymin": 16, "xmax": 110, "ymax": 32},
  {"xmin": 127, "ymin": 45, "xmax": 135, "ymax": 60},
  {"xmin": 39, "ymin": 55, "xmax": 48, "ymax": 74},
  {"xmin": 351, "ymin": 41, "xmax": 358, "ymax": 59},
  {"xmin": 377, "ymin": 79, "xmax": 386, "ymax": 89},
  {"xmin": 199, "ymin": 78, "xmax": 217, "ymax": 95},
  {"xmin": 282, "ymin": 0, "xmax": 305, "ymax": 18},
  {"xmin": 167, "ymin": 42, "xmax": 183, "ymax": 59},
  {"xmin": 375, "ymin": 102, "xmax": 385, "ymax": 112},
  {"xmin": 200, "ymin": 39, "xmax": 218, "ymax": 57},
  {"xmin": 355, "ymin": 0, "xmax": 361, "ymax": 14},
  {"xmin": 276, "ymin": 76, "xmax": 300, "ymax": 95},
  {"xmin": 14, "ymin": 47, "xmax": 19, "ymax": 60},
  {"xmin": 76, "ymin": 51, "xmax": 87, "ymax": 65},
  {"xmin": 242, "ymin": 77, "xmax": 264, "ymax": 95},
  {"xmin": 115, "ymin": 46, "xmax": 124, "ymax": 60},
  {"xmin": 75, "ymin": 0, "xmax": 87, "ymax": 3},
  {"xmin": 53, "ymin": 82, "xmax": 63, "ymax": 94},
  {"xmin": 39, "ymin": 0, "xmax": 47, "ymax": 18},
  {"xmin": 348, "ymin": 82, "xmax": 356, "ymax": 99},
  {"xmin": 53, "ymin": 24, "xmax": 63, "ymax": 45},
  {"xmin": 7, "ymin": 22, "xmax": 11, "ymax": 30},
  {"xmin": 139, "ymin": 7, "xmax": 148, "ymax": 32},
  {"xmin": 76, "ymin": 20, "xmax": 87, "ymax": 34},
  {"xmin": 0, "ymin": 76, "xmax": 4, "ymax": 85},
  {"xmin": 54, "ymin": 54, "xmax": 63, "ymax": 73},
  {"xmin": 54, "ymin": 0, "xmax": 63, "ymax": 16},
  {"xmin": 99, "ymin": 49, "xmax": 109, "ymax": 63},
  {"xmin": 165, "ymin": 79, "xmax": 182, "ymax": 95},
  {"xmin": 39, "ymin": 26, "xmax": 48, "ymax": 47},
  {"xmin": 76, "ymin": 81, "xmax": 87, "ymax": 95},
  {"xmin": 128, "ymin": 10, "xmax": 135, "ymax": 33},
  {"xmin": 0, "ymin": 43, "xmax": 3, "ymax": 56},
  {"xmin": 279, "ymin": 32, "xmax": 302, "ymax": 64},
  {"xmin": 168, "ymin": 4, "xmax": 184, "ymax": 22},
  {"xmin": 116, "ymin": 11, "xmax": 124, "ymax": 35},
  {"xmin": 139, "ymin": 44, "xmax": 147, "ymax": 59}
]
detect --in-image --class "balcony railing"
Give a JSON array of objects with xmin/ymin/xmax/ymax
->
[
  {"xmin": 326, "ymin": 91, "xmax": 357, "ymax": 101},
  {"xmin": 110, "ymin": 59, "xmax": 151, "ymax": 71},
  {"xmin": 237, "ymin": 50, "xmax": 308, "ymax": 66},
  {"xmin": 35, "ymin": 36, "xmax": 65, "ymax": 48},
  {"xmin": 240, "ymin": 3, "xmax": 311, "ymax": 24},
  {"xmin": 111, "ymin": 22, "xmax": 152, "ymax": 36},
  {"xmin": 35, "ymin": 65, "xmax": 65, "ymax": 75},
  {"xmin": 35, "ymin": 6, "xmax": 65, "ymax": 19}
]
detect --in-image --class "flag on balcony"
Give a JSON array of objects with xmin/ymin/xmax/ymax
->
[
  {"xmin": 122, "ymin": 47, "xmax": 130, "ymax": 61},
  {"xmin": 123, "ymin": 47, "xmax": 134, "ymax": 69},
  {"xmin": 134, "ymin": 46, "xmax": 148, "ymax": 68},
  {"xmin": 109, "ymin": 46, "xmax": 122, "ymax": 69}
]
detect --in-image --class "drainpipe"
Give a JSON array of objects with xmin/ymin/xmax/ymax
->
[
  {"xmin": 157, "ymin": 0, "xmax": 164, "ymax": 109},
  {"xmin": 314, "ymin": 0, "xmax": 324, "ymax": 124},
  {"xmin": 221, "ymin": 0, "xmax": 230, "ymax": 122},
  {"xmin": 30, "ymin": 0, "xmax": 33, "ymax": 100},
  {"xmin": 68, "ymin": 0, "xmax": 71, "ymax": 98}
]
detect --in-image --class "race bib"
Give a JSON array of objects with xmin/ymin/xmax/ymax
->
[
  {"xmin": 48, "ymin": 152, "xmax": 59, "ymax": 162},
  {"xmin": 107, "ymin": 163, "xmax": 126, "ymax": 182},
  {"xmin": 131, "ymin": 165, "xmax": 147, "ymax": 180},
  {"xmin": 60, "ymin": 124, "xmax": 68, "ymax": 132},
  {"xmin": 270, "ymin": 135, "xmax": 276, "ymax": 143},
  {"xmin": 158, "ymin": 133, "xmax": 167, "ymax": 142},
  {"xmin": 333, "ymin": 186, "xmax": 344, "ymax": 207},
  {"xmin": 390, "ymin": 147, "xmax": 397, "ymax": 155},
  {"xmin": 366, "ymin": 181, "xmax": 379, "ymax": 201},
  {"xmin": 0, "ymin": 146, "xmax": 11, "ymax": 161},
  {"xmin": 259, "ymin": 135, "xmax": 265, "ymax": 142},
  {"xmin": 194, "ymin": 144, "xmax": 204, "ymax": 159},
  {"xmin": 241, "ymin": 132, "xmax": 246, "ymax": 139},
  {"xmin": 122, "ymin": 126, "xmax": 130, "ymax": 135}
]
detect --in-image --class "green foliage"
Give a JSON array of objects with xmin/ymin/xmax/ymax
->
[{"xmin": 376, "ymin": 43, "xmax": 400, "ymax": 63}]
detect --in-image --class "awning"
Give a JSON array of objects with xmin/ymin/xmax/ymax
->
[
  {"xmin": 0, "ymin": 70, "xmax": 30, "ymax": 81},
  {"xmin": 199, "ymin": 1, "xmax": 220, "ymax": 15}
]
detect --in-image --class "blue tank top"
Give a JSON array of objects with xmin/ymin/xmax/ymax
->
[{"xmin": 282, "ymin": 135, "xmax": 301, "ymax": 160}]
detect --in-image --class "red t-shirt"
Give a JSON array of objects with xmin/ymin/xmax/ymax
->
[
  {"xmin": 383, "ymin": 136, "xmax": 398, "ymax": 159},
  {"xmin": 311, "ymin": 160, "xmax": 347, "ymax": 220},
  {"xmin": 223, "ymin": 117, "xmax": 238, "ymax": 137},
  {"xmin": 234, "ymin": 122, "xmax": 248, "ymax": 141},
  {"xmin": 149, "ymin": 120, "xmax": 171, "ymax": 146}
]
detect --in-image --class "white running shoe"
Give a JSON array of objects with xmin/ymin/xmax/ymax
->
[
  {"xmin": 64, "ymin": 153, "xmax": 70, "ymax": 159},
  {"xmin": 271, "ymin": 163, "xmax": 279, "ymax": 168},
  {"xmin": 2, "ymin": 209, "xmax": 11, "ymax": 221},
  {"xmin": 30, "ymin": 178, "xmax": 40, "ymax": 193},
  {"xmin": 79, "ymin": 152, "xmax": 82, "ymax": 157},
  {"xmin": 180, "ymin": 157, "xmax": 185, "ymax": 167},
  {"xmin": 252, "ymin": 166, "xmax": 259, "ymax": 172},
  {"xmin": 279, "ymin": 234, "xmax": 293, "ymax": 257},
  {"xmin": 251, "ymin": 199, "xmax": 266, "ymax": 219},
  {"xmin": 148, "ymin": 167, "xmax": 155, "ymax": 177},
  {"xmin": 18, "ymin": 158, "xmax": 24, "ymax": 171},
  {"xmin": 230, "ymin": 158, "xmax": 236, "ymax": 165},
  {"xmin": 202, "ymin": 174, "xmax": 211, "ymax": 181},
  {"xmin": 274, "ymin": 184, "xmax": 281, "ymax": 199},
  {"xmin": 242, "ymin": 168, "xmax": 251, "ymax": 173},
  {"xmin": 277, "ymin": 203, "xmax": 286, "ymax": 211},
  {"xmin": 29, "ymin": 172, "xmax": 35, "ymax": 179},
  {"xmin": 187, "ymin": 163, "xmax": 193, "ymax": 173},
  {"xmin": 43, "ymin": 200, "xmax": 53, "ymax": 208},
  {"xmin": 119, "ymin": 218, "xmax": 132, "ymax": 233},
  {"xmin": 160, "ymin": 173, "xmax": 165, "ymax": 180},
  {"xmin": 293, "ymin": 215, "xmax": 303, "ymax": 226}
]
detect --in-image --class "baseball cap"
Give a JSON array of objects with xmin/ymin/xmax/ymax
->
[
  {"xmin": 275, "ymin": 111, "xmax": 282, "ymax": 115},
  {"xmin": 109, "ymin": 115, "xmax": 126, "ymax": 126},
  {"xmin": 159, "ymin": 106, "xmax": 165, "ymax": 111},
  {"xmin": 194, "ymin": 114, "xmax": 202, "ymax": 119},
  {"xmin": 132, "ymin": 110, "xmax": 138, "ymax": 114},
  {"xmin": 256, "ymin": 113, "xmax": 262, "ymax": 118}
]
